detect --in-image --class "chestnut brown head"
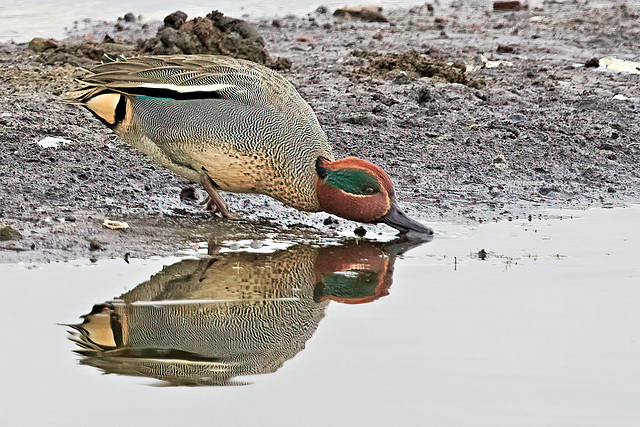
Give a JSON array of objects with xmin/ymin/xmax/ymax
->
[{"xmin": 315, "ymin": 157, "xmax": 433, "ymax": 235}]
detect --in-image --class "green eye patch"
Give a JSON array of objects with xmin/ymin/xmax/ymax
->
[{"xmin": 324, "ymin": 168, "xmax": 381, "ymax": 195}]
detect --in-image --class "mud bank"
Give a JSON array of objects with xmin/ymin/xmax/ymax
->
[{"xmin": 1, "ymin": 2, "xmax": 639, "ymax": 262}]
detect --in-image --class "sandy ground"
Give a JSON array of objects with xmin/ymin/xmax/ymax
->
[{"xmin": 1, "ymin": 2, "xmax": 639, "ymax": 262}]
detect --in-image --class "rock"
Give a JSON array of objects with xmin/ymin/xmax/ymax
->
[
  {"xmin": 323, "ymin": 216, "xmax": 339, "ymax": 225},
  {"xmin": 0, "ymin": 225, "xmax": 22, "ymax": 241},
  {"xmin": 497, "ymin": 44, "xmax": 514, "ymax": 53},
  {"xmin": 478, "ymin": 249, "xmax": 487, "ymax": 260},
  {"xmin": 123, "ymin": 12, "xmax": 136, "ymax": 22},
  {"xmin": 354, "ymin": 226, "xmax": 367, "ymax": 237},
  {"xmin": 493, "ymin": 1, "xmax": 528, "ymax": 11},
  {"xmin": 372, "ymin": 31, "xmax": 383, "ymax": 40},
  {"xmin": 333, "ymin": 6, "xmax": 389, "ymax": 23},
  {"xmin": 585, "ymin": 57, "xmax": 600, "ymax": 67},
  {"xmin": 28, "ymin": 37, "xmax": 58, "ymax": 53},
  {"xmin": 271, "ymin": 19, "xmax": 282, "ymax": 28},
  {"xmin": 315, "ymin": 5, "xmax": 329, "ymax": 14},
  {"xmin": 164, "ymin": 11, "xmax": 188, "ymax": 29},
  {"xmin": 180, "ymin": 186, "xmax": 198, "ymax": 201},
  {"xmin": 89, "ymin": 239, "xmax": 103, "ymax": 251}
]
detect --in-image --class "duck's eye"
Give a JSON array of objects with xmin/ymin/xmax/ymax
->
[{"xmin": 363, "ymin": 186, "xmax": 378, "ymax": 195}]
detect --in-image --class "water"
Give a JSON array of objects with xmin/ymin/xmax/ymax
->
[
  {"xmin": 0, "ymin": 0, "xmax": 428, "ymax": 42},
  {"xmin": 2, "ymin": 0, "xmax": 598, "ymax": 43},
  {"xmin": 1, "ymin": 206, "xmax": 639, "ymax": 425}
]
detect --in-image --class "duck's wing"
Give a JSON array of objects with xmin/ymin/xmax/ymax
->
[{"xmin": 64, "ymin": 55, "xmax": 305, "ymax": 112}]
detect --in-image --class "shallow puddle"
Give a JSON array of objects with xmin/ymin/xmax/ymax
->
[{"xmin": 1, "ymin": 206, "xmax": 639, "ymax": 424}]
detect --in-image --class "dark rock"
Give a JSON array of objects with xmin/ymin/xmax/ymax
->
[
  {"xmin": 164, "ymin": 11, "xmax": 188, "ymax": 29},
  {"xmin": 585, "ymin": 57, "xmax": 600, "ymax": 67},
  {"xmin": 497, "ymin": 44, "xmax": 514, "ymax": 53},
  {"xmin": 103, "ymin": 34, "xmax": 115, "ymax": 43},
  {"xmin": 89, "ymin": 239, "xmax": 103, "ymax": 251},
  {"xmin": 271, "ymin": 19, "xmax": 282, "ymax": 28},
  {"xmin": 323, "ymin": 216, "xmax": 339, "ymax": 225},
  {"xmin": 478, "ymin": 249, "xmax": 487, "ymax": 260},
  {"xmin": 417, "ymin": 87, "xmax": 432, "ymax": 104},
  {"xmin": 315, "ymin": 5, "xmax": 329, "ymax": 14},
  {"xmin": 180, "ymin": 186, "xmax": 198, "ymax": 201},
  {"xmin": 354, "ymin": 226, "xmax": 367, "ymax": 237},
  {"xmin": 493, "ymin": 1, "xmax": 528, "ymax": 11},
  {"xmin": 123, "ymin": 12, "xmax": 136, "ymax": 22}
]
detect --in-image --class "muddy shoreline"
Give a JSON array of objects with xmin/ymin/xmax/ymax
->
[{"xmin": 1, "ymin": 2, "xmax": 639, "ymax": 263}]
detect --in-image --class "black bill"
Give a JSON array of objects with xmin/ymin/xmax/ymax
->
[{"xmin": 380, "ymin": 202, "xmax": 434, "ymax": 236}]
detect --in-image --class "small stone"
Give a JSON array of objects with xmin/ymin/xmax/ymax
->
[
  {"xmin": 28, "ymin": 37, "xmax": 58, "ymax": 53},
  {"xmin": 180, "ymin": 186, "xmax": 198, "ymax": 201},
  {"xmin": 271, "ymin": 19, "xmax": 282, "ymax": 28},
  {"xmin": 315, "ymin": 5, "xmax": 329, "ymax": 14},
  {"xmin": 585, "ymin": 57, "xmax": 600, "ymax": 67},
  {"xmin": 103, "ymin": 34, "xmax": 115, "ymax": 43},
  {"xmin": 372, "ymin": 31, "xmax": 383, "ymax": 40},
  {"xmin": 354, "ymin": 226, "xmax": 367, "ymax": 237},
  {"xmin": 123, "ymin": 12, "xmax": 136, "ymax": 22},
  {"xmin": 323, "ymin": 216, "xmax": 339, "ymax": 225},
  {"xmin": 89, "ymin": 239, "xmax": 103, "ymax": 251},
  {"xmin": 497, "ymin": 44, "xmax": 514, "ymax": 53},
  {"xmin": 493, "ymin": 1, "xmax": 527, "ymax": 11},
  {"xmin": 478, "ymin": 249, "xmax": 487, "ymax": 260},
  {"xmin": 333, "ymin": 6, "xmax": 389, "ymax": 23},
  {"xmin": 0, "ymin": 225, "xmax": 22, "ymax": 241}
]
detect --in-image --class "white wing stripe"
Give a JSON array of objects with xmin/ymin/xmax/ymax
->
[{"xmin": 137, "ymin": 83, "xmax": 234, "ymax": 93}]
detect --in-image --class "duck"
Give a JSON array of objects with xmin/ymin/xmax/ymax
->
[{"xmin": 65, "ymin": 54, "xmax": 432, "ymax": 235}]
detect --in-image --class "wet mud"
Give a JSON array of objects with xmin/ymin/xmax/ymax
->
[{"xmin": 1, "ymin": 2, "xmax": 639, "ymax": 262}]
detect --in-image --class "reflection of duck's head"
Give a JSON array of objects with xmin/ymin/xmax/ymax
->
[
  {"xmin": 313, "ymin": 241, "xmax": 394, "ymax": 304},
  {"xmin": 66, "ymin": 237, "xmax": 429, "ymax": 386}
]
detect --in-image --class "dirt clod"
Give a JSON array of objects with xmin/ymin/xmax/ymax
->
[
  {"xmin": 0, "ymin": 226, "xmax": 22, "ymax": 241},
  {"xmin": 333, "ymin": 6, "xmax": 389, "ymax": 23},
  {"xmin": 28, "ymin": 37, "xmax": 58, "ymax": 52},
  {"xmin": 353, "ymin": 50, "xmax": 485, "ymax": 89},
  {"xmin": 139, "ymin": 10, "xmax": 290, "ymax": 69}
]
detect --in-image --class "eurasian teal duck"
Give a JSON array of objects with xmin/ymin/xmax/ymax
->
[{"xmin": 66, "ymin": 55, "xmax": 431, "ymax": 234}]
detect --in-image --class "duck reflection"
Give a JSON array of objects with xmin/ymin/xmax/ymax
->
[{"xmin": 67, "ymin": 237, "xmax": 429, "ymax": 386}]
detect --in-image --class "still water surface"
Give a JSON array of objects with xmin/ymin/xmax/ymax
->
[
  {"xmin": 1, "ymin": 0, "xmax": 424, "ymax": 42},
  {"xmin": 1, "ymin": 206, "xmax": 639, "ymax": 425}
]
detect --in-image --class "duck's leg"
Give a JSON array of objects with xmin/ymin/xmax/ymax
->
[{"xmin": 200, "ymin": 174, "xmax": 238, "ymax": 218}]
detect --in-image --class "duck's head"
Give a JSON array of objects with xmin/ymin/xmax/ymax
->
[{"xmin": 315, "ymin": 157, "xmax": 433, "ymax": 235}]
